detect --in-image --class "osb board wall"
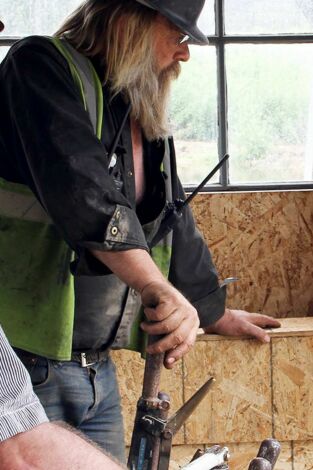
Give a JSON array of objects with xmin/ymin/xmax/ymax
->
[
  {"xmin": 112, "ymin": 318, "xmax": 313, "ymax": 469},
  {"xmin": 191, "ymin": 191, "xmax": 313, "ymax": 318}
]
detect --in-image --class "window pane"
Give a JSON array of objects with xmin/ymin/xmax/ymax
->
[
  {"xmin": 170, "ymin": 46, "xmax": 218, "ymax": 185},
  {"xmin": 0, "ymin": 47, "xmax": 9, "ymax": 63},
  {"xmin": 227, "ymin": 44, "xmax": 313, "ymax": 183},
  {"xmin": 1, "ymin": 0, "xmax": 82, "ymax": 36},
  {"xmin": 225, "ymin": 0, "xmax": 313, "ymax": 35},
  {"xmin": 198, "ymin": 0, "xmax": 215, "ymax": 36}
]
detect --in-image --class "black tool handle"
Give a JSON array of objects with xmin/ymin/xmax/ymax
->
[
  {"xmin": 257, "ymin": 439, "xmax": 281, "ymax": 468},
  {"xmin": 183, "ymin": 154, "xmax": 229, "ymax": 207},
  {"xmin": 149, "ymin": 154, "xmax": 229, "ymax": 248}
]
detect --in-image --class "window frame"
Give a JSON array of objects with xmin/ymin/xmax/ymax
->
[
  {"xmin": 1, "ymin": 0, "xmax": 313, "ymax": 192},
  {"xmin": 197, "ymin": 0, "xmax": 313, "ymax": 193}
]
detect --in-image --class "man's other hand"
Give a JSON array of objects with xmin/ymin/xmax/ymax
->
[
  {"xmin": 140, "ymin": 281, "xmax": 200, "ymax": 369},
  {"xmin": 203, "ymin": 308, "xmax": 281, "ymax": 343}
]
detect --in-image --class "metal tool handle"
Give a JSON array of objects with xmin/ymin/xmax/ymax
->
[{"xmin": 142, "ymin": 337, "xmax": 164, "ymax": 400}]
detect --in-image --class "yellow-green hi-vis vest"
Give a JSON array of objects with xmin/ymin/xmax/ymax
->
[{"xmin": 0, "ymin": 38, "xmax": 172, "ymax": 360}]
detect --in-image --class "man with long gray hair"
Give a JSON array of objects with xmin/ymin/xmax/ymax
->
[{"xmin": 0, "ymin": 0, "xmax": 279, "ymax": 464}]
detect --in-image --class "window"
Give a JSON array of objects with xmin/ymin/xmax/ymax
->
[
  {"xmin": 1, "ymin": 1, "xmax": 313, "ymax": 189},
  {"xmin": 170, "ymin": 0, "xmax": 313, "ymax": 189}
]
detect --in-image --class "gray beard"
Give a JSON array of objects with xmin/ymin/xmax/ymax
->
[{"xmin": 124, "ymin": 62, "xmax": 181, "ymax": 141}]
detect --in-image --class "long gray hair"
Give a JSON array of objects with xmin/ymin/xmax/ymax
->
[
  {"xmin": 55, "ymin": 0, "xmax": 156, "ymax": 84},
  {"xmin": 55, "ymin": 0, "xmax": 180, "ymax": 140}
]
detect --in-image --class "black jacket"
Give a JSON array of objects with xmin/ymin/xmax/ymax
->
[{"xmin": 0, "ymin": 36, "xmax": 226, "ymax": 338}]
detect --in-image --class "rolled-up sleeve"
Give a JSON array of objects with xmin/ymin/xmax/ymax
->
[
  {"xmin": 168, "ymin": 180, "xmax": 226, "ymax": 327},
  {"xmin": 1, "ymin": 37, "xmax": 148, "ymax": 265},
  {"xmin": 0, "ymin": 326, "xmax": 48, "ymax": 442}
]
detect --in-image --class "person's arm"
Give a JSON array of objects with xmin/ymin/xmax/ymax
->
[
  {"xmin": 0, "ymin": 422, "xmax": 125, "ymax": 470},
  {"xmin": 168, "ymin": 178, "xmax": 281, "ymax": 340},
  {"xmin": 0, "ymin": 327, "xmax": 48, "ymax": 441},
  {"xmin": 0, "ymin": 326, "xmax": 124, "ymax": 469},
  {"xmin": 91, "ymin": 248, "xmax": 199, "ymax": 368},
  {"xmin": 1, "ymin": 37, "xmax": 149, "ymax": 264}
]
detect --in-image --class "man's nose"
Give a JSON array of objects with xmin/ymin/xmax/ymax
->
[{"xmin": 174, "ymin": 43, "xmax": 190, "ymax": 62}]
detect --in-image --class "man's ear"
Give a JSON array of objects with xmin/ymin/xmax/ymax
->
[{"xmin": 0, "ymin": 21, "xmax": 4, "ymax": 32}]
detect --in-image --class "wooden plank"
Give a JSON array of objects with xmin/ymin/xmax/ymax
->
[
  {"xmin": 197, "ymin": 317, "xmax": 313, "ymax": 342},
  {"xmin": 111, "ymin": 349, "xmax": 184, "ymax": 446},
  {"xmin": 184, "ymin": 339, "xmax": 272, "ymax": 444},
  {"xmin": 272, "ymin": 337, "xmax": 313, "ymax": 441},
  {"xmin": 293, "ymin": 441, "xmax": 313, "ymax": 469}
]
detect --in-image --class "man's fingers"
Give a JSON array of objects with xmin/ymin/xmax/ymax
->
[
  {"xmin": 236, "ymin": 311, "xmax": 281, "ymax": 329},
  {"xmin": 252, "ymin": 314, "xmax": 281, "ymax": 328},
  {"xmin": 164, "ymin": 339, "xmax": 194, "ymax": 369},
  {"xmin": 141, "ymin": 309, "xmax": 181, "ymax": 334},
  {"xmin": 146, "ymin": 328, "xmax": 188, "ymax": 354},
  {"xmin": 241, "ymin": 322, "xmax": 271, "ymax": 343},
  {"xmin": 143, "ymin": 305, "xmax": 174, "ymax": 322},
  {"xmin": 146, "ymin": 317, "xmax": 198, "ymax": 354}
]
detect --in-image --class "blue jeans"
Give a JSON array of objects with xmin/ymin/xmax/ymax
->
[{"xmin": 15, "ymin": 351, "xmax": 126, "ymax": 464}]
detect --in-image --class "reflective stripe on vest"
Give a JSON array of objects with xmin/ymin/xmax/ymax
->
[
  {"xmin": 50, "ymin": 37, "xmax": 103, "ymax": 139},
  {"xmin": 0, "ymin": 187, "xmax": 52, "ymax": 224}
]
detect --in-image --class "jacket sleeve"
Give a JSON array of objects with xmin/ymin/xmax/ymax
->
[
  {"xmin": 168, "ymin": 179, "xmax": 226, "ymax": 327},
  {"xmin": 1, "ymin": 37, "xmax": 148, "ymax": 269}
]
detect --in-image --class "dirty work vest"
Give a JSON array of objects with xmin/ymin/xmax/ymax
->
[{"xmin": 0, "ymin": 38, "xmax": 173, "ymax": 360}]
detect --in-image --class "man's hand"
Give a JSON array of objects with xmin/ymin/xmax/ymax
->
[
  {"xmin": 203, "ymin": 308, "xmax": 281, "ymax": 343},
  {"xmin": 140, "ymin": 281, "xmax": 200, "ymax": 369},
  {"xmin": 91, "ymin": 249, "xmax": 200, "ymax": 368}
]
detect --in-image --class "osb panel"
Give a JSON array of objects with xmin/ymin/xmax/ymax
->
[
  {"xmin": 184, "ymin": 339, "xmax": 272, "ymax": 444},
  {"xmin": 272, "ymin": 337, "xmax": 313, "ymax": 441},
  {"xmin": 111, "ymin": 350, "xmax": 184, "ymax": 446},
  {"xmin": 225, "ymin": 441, "xmax": 292, "ymax": 470},
  {"xmin": 191, "ymin": 191, "xmax": 313, "ymax": 318},
  {"xmin": 294, "ymin": 441, "xmax": 313, "ymax": 469}
]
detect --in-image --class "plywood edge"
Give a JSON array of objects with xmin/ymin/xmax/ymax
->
[{"xmin": 197, "ymin": 317, "xmax": 313, "ymax": 342}]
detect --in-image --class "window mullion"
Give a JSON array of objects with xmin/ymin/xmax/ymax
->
[{"xmin": 215, "ymin": 0, "xmax": 229, "ymax": 187}]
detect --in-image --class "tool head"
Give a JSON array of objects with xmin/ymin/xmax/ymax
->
[{"xmin": 135, "ymin": 0, "xmax": 209, "ymax": 44}]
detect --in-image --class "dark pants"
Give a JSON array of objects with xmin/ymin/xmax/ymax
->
[{"xmin": 15, "ymin": 350, "xmax": 126, "ymax": 464}]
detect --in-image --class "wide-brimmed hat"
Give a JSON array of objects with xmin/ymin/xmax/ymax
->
[{"xmin": 135, "ymin": 0, "xmax": 209, "ymax": 45}]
